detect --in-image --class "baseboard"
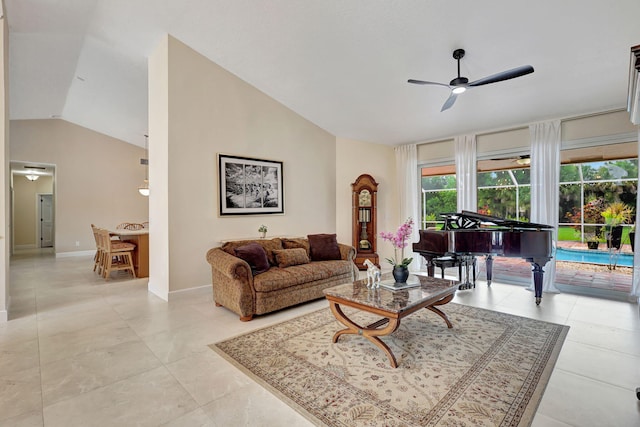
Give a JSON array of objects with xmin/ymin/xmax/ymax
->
[
  {"xmin": 168, "ymin": 284, "xmax": 210, "ymax": 299},
  {"xmin": 14, "ymin": 244, "xmax": 37, "ymax": 250},
  {"xmin": 56, "ymin": 250, "xmax": 95, "ymax": 258}
]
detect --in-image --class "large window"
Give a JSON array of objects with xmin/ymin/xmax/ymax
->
[
  {"xmin": 420, "ymin": 156, "xmax": 638, "ymax": 235},
  {"xmin": 477, "ymin": 168, "xmax": 530, "ymax": 221},
  {"xmin": 559, "ymin": 158, "xmax": 637, "ymax": 242},
  {"xmin": 420, "ymin": 173, "xmax": 456, "ymax": 229}
]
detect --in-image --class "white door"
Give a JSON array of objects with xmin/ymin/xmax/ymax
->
[{"xmin": 39, "ymin": 194, "xmax": 54, "ymax": 248}]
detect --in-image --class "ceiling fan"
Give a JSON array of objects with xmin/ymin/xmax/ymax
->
[{"xmin": 408, "ymin": 49, "xmax": 534, "ymax": 112}]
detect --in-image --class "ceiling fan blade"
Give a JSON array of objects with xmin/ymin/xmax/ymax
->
[
  {"xmin": 441, "ymin": 92, "xmax": 458, "ymax": 112},
  {"xmin": 408, "ymin": 79, "xmax": 451, "ymax": 88},
  {"xmin": 468, "ymin": 65, "xmax": 534, "ymax": 87}
]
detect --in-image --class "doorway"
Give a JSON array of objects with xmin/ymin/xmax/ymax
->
[
  {"xmin": 10, "ymin": 161, "xmax": 56, "ymax": 254},
  {"xmin": 38, "ymin": 194, "xmax": 54, "ymax": 248}
]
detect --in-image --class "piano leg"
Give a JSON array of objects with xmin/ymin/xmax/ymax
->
[
  {"xmin": 531, "ymin": 262, "xmax": 544, "ymax": 305},
  {"xmin": 471, "ymin": 257, "xmax": 476, "ymax": 288},
  {"xmin": 426, "ymin": 257, "xmax": 435, "ymax": 277},
  {"xmin": 485, "ymin": 255, "xmax": 493, "ymax": 285}
]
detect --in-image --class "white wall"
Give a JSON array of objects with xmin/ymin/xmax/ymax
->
[
  {"xmin": 0, "ymin": 10, "xmax": 8, "ymax": 322},
  {"xmin": 149, "ymin": 35, "xmax": 339, "ymax": 295},
  {"xmin": 10, "ymin": 119, "xmax": 148, "ymax": 253},
  {"xmin": 147, "ymin": 35, "xmax": 170, "ymax": 300}
]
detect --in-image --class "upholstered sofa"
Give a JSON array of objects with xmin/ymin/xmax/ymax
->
[{"xmin": 206, "ymin": 235, "xmax": 358, "ymax": 321}]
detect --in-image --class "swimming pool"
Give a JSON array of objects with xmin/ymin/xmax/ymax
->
[{"xmin": 555, "ymin": 247, "xmax": 634, "ymax": 267}]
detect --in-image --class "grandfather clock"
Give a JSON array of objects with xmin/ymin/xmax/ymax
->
[{"xmin": 352, "ymin": 174, "xmax": 379, "ymax": 270}]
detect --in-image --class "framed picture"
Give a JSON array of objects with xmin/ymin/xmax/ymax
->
[{"xmin": 218, "ymin": 154, "xmax": 284, "ymax": 216}]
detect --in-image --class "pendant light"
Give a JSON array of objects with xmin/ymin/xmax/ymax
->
[{"xmin": 138, "ymin": 134, "xmax": 149, "ymax": 196}]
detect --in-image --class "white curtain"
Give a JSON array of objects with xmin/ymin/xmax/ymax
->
[
  {"xmin": 631, "ymin": 127, "xmax": 640, "ymax": 303},
  {"xmin": 395, "ymin": 144, "xmax": 420, "ymax": 272},
  {"xmin": 454, "ymin": 135, "xmax": 477, "ymax": 212},
  {"xmin": 529, "ymin": 120, "xmax": 561, "ymax": 294}
]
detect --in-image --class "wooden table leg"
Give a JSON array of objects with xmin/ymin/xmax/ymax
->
[
  {"xmin": 328, "ymin": 301, "xmax": 401, "ymax": 368},
  {"xmin": 425, "ymin": 293, "xmax": 454, "ymax": 328}
]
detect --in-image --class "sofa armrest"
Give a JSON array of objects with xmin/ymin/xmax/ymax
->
[
  {"xmin": 338, "ymin": 243, "xmax": 356, "ymax": 262},
  {"xmin": 205, "ymin": 247, "xmax": 256, "ymax": 320},
  {"xmin": 206, "ymin": 247, "xmax": 253, "ymax": 281}
]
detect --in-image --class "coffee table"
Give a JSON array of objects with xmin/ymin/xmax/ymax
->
[{"xmin": 323, "ymin": 273, "xmax": 458, "ymax": 368}]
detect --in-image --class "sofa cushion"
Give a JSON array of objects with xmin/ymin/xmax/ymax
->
[
  {"xmin": 307, "ymin": 233, "xmax": 341, "ymax": 261},
  {"xmin": 234, "ymin": 243, "xmax": 270, "ymax": 275},
  {"xmin": 222, "ymin": 238, "xmax": 283, "ymax": 266},
  {"xmin": 253, "ymin": 260, "xmax": 355, "ymax": 293},
  {"xmin": 281, "ymin": 238, "xmax": 310, "ymax": 256},
  {"xmin": 273, "ymin": 248, "xmax": 310, "ymax": 268}
]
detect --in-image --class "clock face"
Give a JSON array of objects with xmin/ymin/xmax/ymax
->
[{"xmin": 359, "ymin": 189, "xmax": 371, "ymax": 207}]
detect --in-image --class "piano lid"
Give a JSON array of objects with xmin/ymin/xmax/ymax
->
[{"xmin": 441, "ymin": 210, "xmax": 554, "ymax": 230}]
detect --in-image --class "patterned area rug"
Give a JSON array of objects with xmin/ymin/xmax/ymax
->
[{"xmin": 210, "ymin": 303, "xmax": 569, "ymax": 426}]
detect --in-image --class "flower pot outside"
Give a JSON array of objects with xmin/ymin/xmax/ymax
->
[
  {"xmin": 587, "ymin": 241, "xmax": 599, "ymax": 250},
  {"xmin": 605, "ymin": 225, "xmax": 623, "ymax": 249},
  {"xmin": 630, "ymin": 232, "xmax": 635, "ymax": 252},
  {"xmin": 392, "ymin": 265, "xmax": 409, "ymax": 283}
]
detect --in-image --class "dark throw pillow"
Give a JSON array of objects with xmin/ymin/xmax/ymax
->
[
  {"xmin": 273, "ymin": 248, "xmax": 310, "ymax": 268},
  {"xmin": 235, "ymin": 243, "xmax": 270, "ymax": 275},
  {"xmin": 307, "ymin": 233, "xmax": 341, "ymax": 261}
]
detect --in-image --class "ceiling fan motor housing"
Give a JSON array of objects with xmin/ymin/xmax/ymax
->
[
  {"xmin": 450, "ymin": 76, "xmax": 469, "ymax": 86},
  {"xmin": 453, "ymin": 49, "xmax": 465, "ymax": 60}
]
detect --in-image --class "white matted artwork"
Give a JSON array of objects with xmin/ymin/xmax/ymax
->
[{"xmin": 218, "ymin": 154, "xmax": 284, "ymax": 216}]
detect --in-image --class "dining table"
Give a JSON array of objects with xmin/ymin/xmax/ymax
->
[{"xmin": 109, "ymin": 228, "xmax": 149, "ymax": 278}]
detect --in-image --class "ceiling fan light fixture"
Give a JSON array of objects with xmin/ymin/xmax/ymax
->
[
  {"xmin": 138, "ymin": 179, "xmax": 149, "ymax": 196},
  {"xmin": 452, "ymin": 86, "xmax": 466, "ymax": 94},
  {"xmin": 138, "ymin": 134, "xmax": 149, "ymax": 196}
]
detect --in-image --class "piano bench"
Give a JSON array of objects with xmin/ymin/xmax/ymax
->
[{"xmin": 432, "ymin": 256, "xmax": 476, "ymax": 289}]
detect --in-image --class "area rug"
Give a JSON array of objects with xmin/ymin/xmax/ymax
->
[{"xmin": 210, "ymin": 303, "xmax": 569, "ymax": 426}]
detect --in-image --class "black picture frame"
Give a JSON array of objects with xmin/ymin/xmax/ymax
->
[{"xmin": 218, "ymin": 154, "xmax": 284, "ymax": 216}]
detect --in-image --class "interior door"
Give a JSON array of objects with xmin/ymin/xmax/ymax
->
[{"xmin": 39, "ymin": 194, "xmax": 53, "ymax": 248}]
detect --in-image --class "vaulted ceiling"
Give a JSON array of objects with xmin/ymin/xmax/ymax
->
[{"xmin": 6, "ymin": 1, "xmax": 640, "ymax": 148}]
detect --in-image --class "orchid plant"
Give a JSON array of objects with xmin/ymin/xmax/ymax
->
[{"xmin": 379, "ymin": 218, "xmax": 414, "ymax": 268}]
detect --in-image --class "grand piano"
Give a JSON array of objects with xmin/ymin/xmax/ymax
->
[{"xmin": 413, "ymin": 211, "xmax": 554, "ymax": 305}]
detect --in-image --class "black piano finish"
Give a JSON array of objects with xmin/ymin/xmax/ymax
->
[{"xmin": 413, "ymin": 211, "xmax": 553, "ymax": 305}]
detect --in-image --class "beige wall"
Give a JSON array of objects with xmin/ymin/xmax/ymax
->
[
  {"xmin": 10, "ymin": 119, "xmax": 148, "ymax": 253},
  {"xmin": 336, "ymin": 138, "xmax": 398, "ymax": 270},
  {"xmin": 149, "ymin": 35, "xmax": 340, "ymax": 295},
  {"xmin": 13, "ymin": 175, "xmax": 53, "ymax": 246}
]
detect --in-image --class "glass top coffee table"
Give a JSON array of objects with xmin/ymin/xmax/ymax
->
[{"xmin": 323, "ymin": 273, "xmax": 458, "ymax": 368}]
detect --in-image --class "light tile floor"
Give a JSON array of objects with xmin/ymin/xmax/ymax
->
[{"xmin": 2, "ymin": 253, "xmax": 639, "ymax": 426}]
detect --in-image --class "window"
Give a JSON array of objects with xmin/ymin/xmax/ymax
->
[
  {"xmin": 420, "ymin": 154, "xmax": 638, "ymax": 237},
  {"xmin": 477, "ymin": 168, "xmax": 530, "ymax": 221},
  {"xmin": 420, "ymin": 173, "xmax": 456, "ymax": 229},
  {"xmin": 559, "ymin": 158, "xmax": 637, "ymax": 242}
]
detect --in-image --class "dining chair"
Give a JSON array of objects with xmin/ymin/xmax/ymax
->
[
  {"xmin": 90, "ymin": 224, "xmax": 103, "ymax": 274},
  {"xmin": 98, "ymin": 228, "xmax": 136, "ymax": 280},
  {"xmin": 120, "ymin": 222, "xmax": 144, "ymax": 230}
]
